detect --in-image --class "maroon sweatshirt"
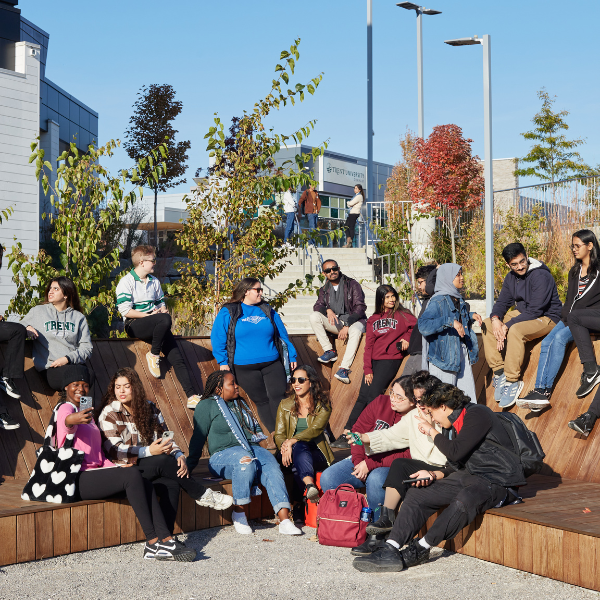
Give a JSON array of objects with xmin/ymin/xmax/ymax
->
[
  {"xmin": 363, "ymin": 309, "xmax": 417, "ymax": 375},
  {"xmin": 350, "ymin": 394, "xmax": 411, "ymax": 470}
]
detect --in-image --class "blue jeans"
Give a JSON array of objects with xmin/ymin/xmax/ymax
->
[
  {"xmin": 319, "ymin": 457, "xmax": 389, "ymax": 520},
  {"xmin": 209, "ymin": 445, "xmax": 291, "ymax": 514},
  {"xmin": 535, "ymin": 320, "xmax": 573, "ymax": 389},
  {"xmin": 307, "ymin": 213, "xmax": 318, "ymax": 230},
  {"xmin": 284, "ymin": 212, "xmax": 296, "ymax": 242},
  {"xmin": 277, "ymin": 441, "xmax": 329, "ymax": 501}
]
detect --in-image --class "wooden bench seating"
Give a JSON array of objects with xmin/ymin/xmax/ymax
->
[{"xmin": 1, "ymin": 332, "xmax": 600, "ymax": 591}]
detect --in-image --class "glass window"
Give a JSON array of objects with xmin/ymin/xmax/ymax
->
[
  {"xmin": 320, "ymin": 195, "xmax": 329, "ymax": 207},
  {"xmin": 331, "ymin": 208, "xmax": 339, "ymax": 219}
]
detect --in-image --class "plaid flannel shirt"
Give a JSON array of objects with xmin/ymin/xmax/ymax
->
[{"xmin": 98, "ymin": 400, "xmax": 183, "ymax": 465}]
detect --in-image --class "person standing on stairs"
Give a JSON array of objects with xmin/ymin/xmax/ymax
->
[
  {"xmin": 481, "ymin": 243, "xmax": 562, "ymax": 410},
  {"xmin": 309, "ymin": 260, "xmax": 367, "ymax": 385},
  {"xmin": 282, "ymin": 185, "xmax": 298, "ymax": 245},
  {"xmin": 330, "ymin": 285, "xmax": 415, "ymax": 448},
  {"xmin": 116, "ymin": 245, "xmax": 202, "ymax": 410},
  {"xmin": 518, "ymin": 230, "xmax": 600, "ymax": 415},
  {"xmin": 344, "ymin": 185, "xmax": 365, "ymax": 248},
  {"xmin": 298, "ymin": 184, "xmax": 321, "ymax": 240},
  {"xmin": 211, "ymin": 278, "xmax": 297, "ymax": 433}
]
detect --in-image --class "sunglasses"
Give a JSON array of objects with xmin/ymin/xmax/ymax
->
[
  {"xmin": 290, "ymin": 377, "xmax": 309, "ymax": 384},
  {"xmin": 251, "ymin": 287, "xmax": 263, "ymax": 293},
  {"xmin": 323, "ymin": 266, "xmax": 339, "ymax": 274}
]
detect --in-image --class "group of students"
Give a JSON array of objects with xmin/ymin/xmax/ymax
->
[{"xmin": 4, "ymin": 229, "xmax": 600, "ymax": 566}]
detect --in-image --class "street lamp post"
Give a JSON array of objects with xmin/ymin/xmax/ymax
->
[
  {"xmin": 396, "ymin": 2, "xmax": 441, "ymax": 139},
  {"xmin": 367, "ymin": 0, "xmax": 373, "ymax": 208},
  {"xmin": 445, "ymin": 35, "xmax": 494, "ymax": 317}
]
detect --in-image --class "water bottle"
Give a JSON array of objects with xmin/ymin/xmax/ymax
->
[{"xmin": 360, "ymin": 507, "xmax": 373, "ymax": 522}]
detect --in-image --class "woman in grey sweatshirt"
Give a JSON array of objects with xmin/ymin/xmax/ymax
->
[{"xmin": 20, "ymin": 277, "xmax": 93, "ymax": 391}]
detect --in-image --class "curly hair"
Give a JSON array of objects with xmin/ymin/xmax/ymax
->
[
  {"xmin": 418, "ymin": 383, "xmax": 470, "ymax": 411},
  {"xmin": 201, "ymin": 369, "xmax": 258, "ymax": 419},
  {"xmin": 98, "ymin": 367, "xmax": 162, "ymax": 445},
  {"xmin": 286, "ymin": 365, "xmax": 330, "ymax": 416}
]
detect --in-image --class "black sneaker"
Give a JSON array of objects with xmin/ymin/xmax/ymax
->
[
  {"xmin": 330, "ymin": 435, "xmax": 350, "ymax": 449},
  {"xmin": 353, "ymin": 542, "xmax": 405, "ymax": 572},
  {"xmin": 0, "ymin": 377, "xmax": 20, "ymax": 399},
  {"xmin": 399, "ymin": 538, "xmax": 431, "ymax": 568},
  {"xmin": 568, "ymin": 412, "xmax": 598, "ymax": 436},
  {"xmin": 154, "ymin": 538, "xmax": 196, "ymax": 562},
  {"xmin": 0, "ymin": 412, "xmax": 20, "ymax": 430},
  {"xmin": 516, "ymin": 388, "xmax": 551, "ymax": 411},
  {"xmin": 351, "ymin": 532, "xmax": 388, "ymax": 556},
  {"xmin": 143, "ymin": 541, "xmax": 159, "ymax": 560},
  {"xmin": 576, "ymin": 368, "xmax": 600, "ymax": 398},
  {"xmin": 366, "ymin": 506, "xmax": 395, "ymax": 535}
]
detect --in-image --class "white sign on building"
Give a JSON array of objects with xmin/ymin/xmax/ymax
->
[{"xmin": 323, "ymin": 157, "xmax": 367, "ymax": 190}]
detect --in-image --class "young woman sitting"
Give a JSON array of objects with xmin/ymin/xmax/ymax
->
[
  {"xmin": 55, "ymin": 366, "xmax": 196, "ymax": 561},
  {"xmin": 187, "ymin": 370, "xmax": 302, "ymax": 536},
  {"xmin": 98, "ymin": 367, "xmax": 233, "ymax": 533},
  {"xmin": 273, "ymin": 365, "xmax": 333, "ymax": 506},
  {"xmin": 20, "ymin": 277, "xmax": 93, "ymax": 391}
]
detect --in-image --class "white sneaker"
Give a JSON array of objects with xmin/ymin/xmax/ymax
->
[
  {"xmin": 232, "ymin": 510, "xmax": 252, "ymax": 535},
  {"xmin": 278, "ymin": 518, "xmax": 302, "ymax": 535},
  {"xmin": 187, "ymin": 395, "xmax": 201, "ymax": 409},
  {"xmin": 196, "ymin": 488, "xmax": 234, "ymax": 511},
  {"xmin": 146, "ymin": 352, "xmax": 161, "ymax": 378}
]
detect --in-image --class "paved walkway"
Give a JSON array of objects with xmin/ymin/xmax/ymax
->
[{"xmin": 0, "ymin": 521, "xmax": 596, "ymax": 600}]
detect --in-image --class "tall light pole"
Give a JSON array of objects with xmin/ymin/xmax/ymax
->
[
  {"xmin": 367, "ymin": 0, "xmax": 373, "ymax": 209},
  {"xmin": 445, "ymin": 35, "xmax": 494, "ymax": 316},
  {"xmin": 396, "ymin": 2, "xmax": 441, "ymax": 138}
]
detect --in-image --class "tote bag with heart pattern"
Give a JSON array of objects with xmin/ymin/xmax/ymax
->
[{"xmin": 21, "ymin": 402, "xmax": 85, "ymax": 504}]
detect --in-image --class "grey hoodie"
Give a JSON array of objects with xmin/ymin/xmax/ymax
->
[{"xmin": 20, "ymin": 304, "xmax": 93, "ymax": 371}]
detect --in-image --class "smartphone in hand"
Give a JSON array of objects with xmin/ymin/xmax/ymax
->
[
  {"xmin": 79, "ymin": 396, "xmax": 93, "ymax": 411},
  {"xmin": 349, "ymin": 432, "xmax": 363, "ymax": 446},
  {"xmin": 162, "ymin": 431, "xmax": 175, "ymax": 441}
]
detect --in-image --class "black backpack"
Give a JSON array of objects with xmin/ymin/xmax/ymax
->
[{"xmin": 491, "ymin": 412, "xmax": 545, "ymax": 478}]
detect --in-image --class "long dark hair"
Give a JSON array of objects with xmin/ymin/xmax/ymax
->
[
  {"xmin": 230, "ymin": 278, "xmax": 261, "ymax": 304},
  {"xmin": 45, "ymin": 276, "xmax": 83, "ymax": 313},
  {"xmin": 354, "ymin": 183, "xmax": 366, "ymax": 201},
  {"xmin": 99, "ymin": 368, "xmax": 162, "ymax": 445},
  {"xmin": 373, "ymin": 284, "xmax": 412, "ymax": 318},
  {"xmin": 571, "ymin": 229, "xmax": 600, "ymax": 279},
  {"xmin": 286, "ymin": 364, "xmax": 330, "ymax": 416}
]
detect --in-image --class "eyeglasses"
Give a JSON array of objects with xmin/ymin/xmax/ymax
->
[
  {"xmin": 571, "ymin": 243, "xmax": 587, "ymax": 250},
  {"xmin": 390, "ymin": 390, "xmax": 404, "ymax": 400},
  {"xmin": 290, "ymin": 377, "xmax": 308, "ymax": 384},
  {"xmin": 251, "ymin": 287, "xmax": 263, "ymax": 293},
  {"xmin": 143, "ymin": 258, "xmax": 157, "ymax": 264},
  {"xmin": 323, "ymin": 266, "xmax": 340, "ymax": 274},
  {"xmin": 509, "ymin": 258, "xmax": 528, "ymax": 270}
]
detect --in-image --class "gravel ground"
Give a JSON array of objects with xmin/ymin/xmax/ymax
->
[{"xmin": 0, "ymin": 521, "xmax": 597, "ymax": 600}]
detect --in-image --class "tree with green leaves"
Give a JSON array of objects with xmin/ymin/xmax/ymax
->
[
  {"xmin": 515, "ymin": 89, "xmax": 591, "ymax": 186},
  {"xmin": 6, "ymin": 139, "xmax": 167, "ymax": 335},
  {"xmin": 172, "ymin": 38, "xmax": 328, "ymax": 332},
  {"xmin": 123, "ymin": 84, "xmax": 191, "ymax": 249}
]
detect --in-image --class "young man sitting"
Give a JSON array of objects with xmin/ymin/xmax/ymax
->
[
  {"xmin": 309, "ymin": 260, "xmax": 366, "ymax": 384},
  {"xmin": 116, "ymin": 245, "xmax": 201, "ymax": 409},
  {"xmin": 481, "ymin": 243, "xmax": 562, "ymax": 408}
]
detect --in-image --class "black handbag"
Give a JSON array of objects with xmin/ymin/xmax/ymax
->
[{"xmin": 21, "ymin": 402, "xmax": 85, "ymax": 504}]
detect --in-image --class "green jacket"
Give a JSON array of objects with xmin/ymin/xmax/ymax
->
[{"xmin": 273, "ymin": 397, "xmax": 334, "ymax": 466}]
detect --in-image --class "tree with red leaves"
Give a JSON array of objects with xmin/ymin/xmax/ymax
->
[{"xmin": 409, "ymin": 124, "xmax": 484, "ymax": 263}]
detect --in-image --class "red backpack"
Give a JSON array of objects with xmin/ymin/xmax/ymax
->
[{"xmin": 316, "ymin": 484, "xmax": 369, "ymax": 547}]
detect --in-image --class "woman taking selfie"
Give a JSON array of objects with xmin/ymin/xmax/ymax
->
[
  {"xmin": 98, "ymin": 367, "xmax": 233, "ymax": 533},
  {"xmin": 187, "ymin": 370, "xmax": 302, "ymax": 536},
  {"xmin": 273, "ymin": 365, "xmax": 333, "ymax": 503},
  {"xmin": 54, "ymin": 367, "xmax": 196, "ymax": 561}
]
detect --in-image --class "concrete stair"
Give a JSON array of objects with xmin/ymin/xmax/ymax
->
[{"xmin": 264, "ymin": 247, "xmax": 378, "ymax": 334}]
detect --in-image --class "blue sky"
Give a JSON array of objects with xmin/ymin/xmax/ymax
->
[{"xmin": 23, "ymin": 0, "xmax": 600, "ymax": 192}]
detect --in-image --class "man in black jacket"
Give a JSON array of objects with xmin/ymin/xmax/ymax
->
[
  {"xmin": 310, "ymin": 260, "xmax": 367, "ymax": 384},
  {"xmin": 481, "ymin": 243, "xmax": 562, "ymax": 409},
  {"xmin": 353, "ymin": 382, "xmax": 524, "ymax": 573},
  {"xmin": 403, "ymin": 264, "xmax": 437, "ymax": 376}
]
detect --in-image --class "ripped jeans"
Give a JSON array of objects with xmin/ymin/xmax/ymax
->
[{"xmin": 208, "ymin": 445, "xmax": 291, "ymax": 514}]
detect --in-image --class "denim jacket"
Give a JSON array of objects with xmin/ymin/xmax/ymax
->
[{"xmin": 418, "ymin": 294, "xmax": 478, "ymax": 372}]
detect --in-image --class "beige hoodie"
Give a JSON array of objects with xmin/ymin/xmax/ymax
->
[{"xmin": 365, "ymin": 407, "xmax": 447, "ymax": 467}]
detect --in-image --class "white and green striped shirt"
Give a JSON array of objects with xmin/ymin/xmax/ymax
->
[{"xmin": 116, "ymin": 269, "xmax": 165, "ymax": 319}]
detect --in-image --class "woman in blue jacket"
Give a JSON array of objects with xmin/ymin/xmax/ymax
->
[
  {"xmin": 418, "ymin": 264, "xmax": 482, "ymax": 403},
  {"xmin": 211, "ymin": 278, "xmax": 297, "ymax": 433}
]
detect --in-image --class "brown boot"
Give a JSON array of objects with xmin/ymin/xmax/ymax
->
[{"xmin": 345, "ymin": 237, "xmax": 353, "ymax": 248}]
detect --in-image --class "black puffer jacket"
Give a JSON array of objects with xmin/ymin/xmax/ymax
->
[{"xmin": 433, "ymin": 403, "xmax": 526, "ymax": 488}]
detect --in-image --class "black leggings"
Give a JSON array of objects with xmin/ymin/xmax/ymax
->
[
  {"xmin": 0, "ymin": 321, "xmax": 25, "ymax": 379},
  {"xmin": 384, "ymin": 457, "xmax": 446, "ymax": 501},
  {"xmin": 567, "ymin": 309, "xmax": 600, "ymax": 365},
  {"xmin": 234, "ymin": 359, "xmax": 286, "ymax": 433},
  {"xmin": 44, "ymin": 364, "xmax": 93, "ymax": 392},
  {"xmin": 345, "ymin": 359, "xmax": 402, "ymax": 429},
  {"xmin": 137, "ymin": 454, "xmax": 207, "ymax": 532},
  {"xmin": 78, "ymin": 465, "xmax": 171, "ymax": 541},
  {"xmin": 345, "ymin": 213, "xmax": 359, "ymax": 240},
  {"xmin": 126, "ymin": 313, "xmax": 196, "ymax": 397}
]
